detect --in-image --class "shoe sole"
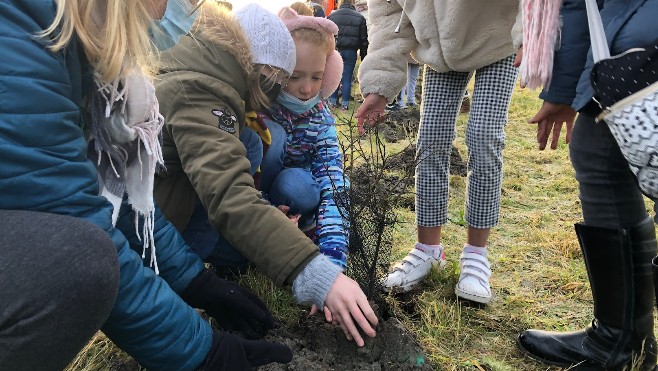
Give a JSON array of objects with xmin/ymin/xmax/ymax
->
[{"xmin": 455, "ymin": 286, "xmax": 491, "ymax": 304}]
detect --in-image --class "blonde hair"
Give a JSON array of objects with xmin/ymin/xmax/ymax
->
[
  {"xmin": 290, "ymin": 2, "xmax": 313, "ymax": 16},
  {"xmin": 41, "ymin": 0, "xmax": 158, "ymax": 82},
  {"xmin": 250, "ymin": 64, "xmax": 289, "ymax": 110},
  {"xmin": 290, "ymin": 28, "xmax": 333, "ymax": 54},
  {"xmin": 216, "ymin": 1, "xmax": 233, "ymax": 10}
]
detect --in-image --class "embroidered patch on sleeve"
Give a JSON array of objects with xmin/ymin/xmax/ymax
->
[{"xmin": 211, "ymin": 108, "xmax": 237, "ymax": 134}]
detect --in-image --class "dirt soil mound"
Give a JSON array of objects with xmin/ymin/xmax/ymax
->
[
  {"xmin": 261, "ymin": 314, "xmax": 432, "ymax": 371},
  {"xmin": 379, "ymin": 108, "xmax": 420, "ymax": 143}
]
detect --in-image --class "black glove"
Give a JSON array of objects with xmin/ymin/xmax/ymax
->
[
  {"xmin": 198, "ymin": 331, "xmax": 293, "ymax": 370},
  {"xmin": 182, "ymin": 269, "xmax": 274, "ymax": 339}
]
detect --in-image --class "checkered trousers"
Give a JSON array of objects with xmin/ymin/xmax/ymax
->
[{"xmin": 415, "ymin": 55, "xmax": 517, "ymax": 228}]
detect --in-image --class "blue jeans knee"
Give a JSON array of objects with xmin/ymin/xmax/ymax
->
[
  {"xmin": 260, "ymin": 119, "xmax": 287, "ymax": 192},
  {"xmin": 269, "ymin": 168, "xmax": 321, "ymax": 217}
]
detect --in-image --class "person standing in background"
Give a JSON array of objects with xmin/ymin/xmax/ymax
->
[
  {"xmin": 291, "ymin": 1, "xmax": 314, "ymax": 16},
  {"xmin": 357, "ymin": 0, "xmax": 521, "ymax": 305},
  {"xmin": 395, "ymin": 54, "xmax": 421, "ymax": 109},
  {"xmin": 328, "ymin": 0, "xmax": 368, "ymax": 111},
  {"xmin": 307, "ymin": 0, "xmax": 326, "ymax": 17}
]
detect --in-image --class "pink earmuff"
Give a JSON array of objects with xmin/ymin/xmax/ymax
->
[
  {"xmin": 320, "ymin": 50, "xmax": 343, "ymax": 99},
  {"xmin": 278, "ymin": 7, "xmax": 343, "ymax": 99}
]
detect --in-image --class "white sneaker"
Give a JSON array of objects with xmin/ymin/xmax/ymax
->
[
  {"xmin": 383, "ymin": 243, "xmax": 446, "ymax": 293},
  {"xmin": 455, "ymin": 252, "xmax": 492, "ymax": 304}
]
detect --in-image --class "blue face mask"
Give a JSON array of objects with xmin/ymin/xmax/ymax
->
[
  {"xmin": 149, "ymin": 0, "xmax": 199, "ymax": 51},
  {"xmin": 276, "ymin": 90, "xmax": 321, "ymax": 114}
]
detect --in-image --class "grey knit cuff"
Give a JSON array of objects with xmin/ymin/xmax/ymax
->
[{"xmin": 291, "ymin": 254, "xmax": 343, "ymax": 308}]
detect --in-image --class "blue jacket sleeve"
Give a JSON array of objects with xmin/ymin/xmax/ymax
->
[
  {"xmin": 0, "ymin": 4, "xmax": 210, "ymax": 370},
  {"xmin": 116, "ymin": 200, "xmax": 204, "ymax": 294},
  {"xmin": 310, "ymin": 109, "xmax": 349, "ymax": 269},
  {"xmin": 539, "ymin": 0, "xmax": 591, "ymax": 105}
]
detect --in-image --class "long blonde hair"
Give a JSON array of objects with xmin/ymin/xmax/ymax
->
[{"xmin": 41, "ymin": 0, "xmax": 155, "ymax": 82}]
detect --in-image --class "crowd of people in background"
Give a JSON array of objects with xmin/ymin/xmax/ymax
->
[{"xmin": 1, "ymin": 0, "xmax": 657, "ymax": 370}]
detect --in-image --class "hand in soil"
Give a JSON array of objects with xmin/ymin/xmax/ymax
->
[
  {"xmin": 310, "ymin": 304, "xmax": 333, "ymax": 323},
  {"xmin": 201, "ymin": 330, "xmax": 293, "ymax": 369},
  {"xmin": 324, "ymin": 273, "xmax": 379, "ymax": 347},
  {"xmin": 181, "ymin": 269, "xmax": 275, "ymax": 339},
  {"xmin": 356, "ymin": 94, "xmax": 387, "ymax": 135}
]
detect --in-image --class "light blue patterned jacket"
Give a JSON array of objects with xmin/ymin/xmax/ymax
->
[{"xmin": 266, "ymin": 101, "xmax": 350, "ymax": 269}]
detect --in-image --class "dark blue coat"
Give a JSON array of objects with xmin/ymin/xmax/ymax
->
[
  {"xmin": 541, "ymin": 0, "xmax": 658, "ymax": 109},
  {"xmin": 328, "ymin": 3, "xmax": 368, "ymax": 58},
  {"xmin": 0, "ymin": 1, "xmax": 212, "ymax": 369}
]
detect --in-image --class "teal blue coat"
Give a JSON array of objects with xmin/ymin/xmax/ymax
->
[{"xmin": 0, "ymin": 1, "xmax": 212, "ymax": 369}]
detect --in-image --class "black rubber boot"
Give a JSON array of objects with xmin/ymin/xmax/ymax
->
[{"xmin": 517, "ymin": 218, "xmax": 657, "ymax": 370}]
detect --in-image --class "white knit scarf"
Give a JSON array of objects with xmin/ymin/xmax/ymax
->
[{"xmin": 87, "ymin": 70, "xmax": 165, "ymax": 274}]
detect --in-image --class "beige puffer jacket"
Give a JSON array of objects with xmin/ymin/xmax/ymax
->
[{"xmin": 359, "ymin": 0, "xmax": 522, "ymax": 101}]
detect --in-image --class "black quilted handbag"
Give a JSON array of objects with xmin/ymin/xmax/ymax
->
[{"xmin": 586, "ymin": 0, "xmax": 658, "ymax": 198}]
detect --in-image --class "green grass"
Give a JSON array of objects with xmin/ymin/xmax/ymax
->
[
  {"xmin": 330, "ymin": 85, "xmax": 637, "ymax": 370},
  {"xmin": 66, "ymin": 85, "xmax": 653, "ymax": 370}
]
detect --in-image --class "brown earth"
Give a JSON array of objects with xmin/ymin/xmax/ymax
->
[
  {"xmin": 260, "ymin": 312, "xmax": 433, "ymax": 371},
  {"xmin": 100, "ymin": 306, "xmax": 433, "ymax": 371}
]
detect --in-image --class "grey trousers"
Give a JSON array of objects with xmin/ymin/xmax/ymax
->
[
  {"xmin": 0, "ymin": 210, "xmax": 119, "ymax": 371},
  {"xmin": 570, "ymin": 112, "xmax": 657, "ymax": 228}
]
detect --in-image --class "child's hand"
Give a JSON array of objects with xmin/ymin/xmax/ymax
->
[
  {"xmin": 324, "ymin": 273, "xmax": 378, "ymax": 346},
  {"xmin": 356, "ymin": 94, "xmax": 387, "ymax": 135},
  {"xmin": 276, "ymin": 205, "xmax": 301, "ymax": 226},
  {"xmin": 309, "ymin": 304, "xmax": 333, "ymax": 323}
]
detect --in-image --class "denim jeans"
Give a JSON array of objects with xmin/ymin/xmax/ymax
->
[
  {"xmin": 181, "ymin": 127, "xmax": 263, "ymax": 271},
  {"xmin": 259, "ymin": 120, "xmax": 287, "ymax": 192},
  {"xmin": 329, "ymin": 49, "xmax": 358, "ymax": 108},
  {"xmin": 398, "ymin": 63, "xmax": 421, "ymax": 107},
  {"xmin": 570, "ymin": 111, "xmax": 656, "ymax": 229},
  {"xmin": 260, "ymin": 120, "xmax": 321, "ymax": 224}
]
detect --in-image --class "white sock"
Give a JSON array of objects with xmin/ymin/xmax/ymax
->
[
  {"xmin": 415, "ymin": 242, "xmax": 444, "ymax": 259},
  {"xmin": 463, "ymin": 243, "xmax": 487, "ymax": 257}
]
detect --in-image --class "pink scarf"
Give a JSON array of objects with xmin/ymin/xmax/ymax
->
[{"xmin": 520, "ymin": 0, "xmax": 563, "ymax": 90}]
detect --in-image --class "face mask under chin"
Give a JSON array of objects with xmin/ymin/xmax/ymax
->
[{"xmin": 276, "ymin": 90, "xmax": 321, "ymax": 114}]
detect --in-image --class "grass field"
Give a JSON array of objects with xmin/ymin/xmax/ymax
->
[
  {"xmin": 67, "ymin": 85, "xmax": 655, "ymax": 370},
  {"xmin": 331, "ymin": 85, "xmax": 588, "ymax": 370}
]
